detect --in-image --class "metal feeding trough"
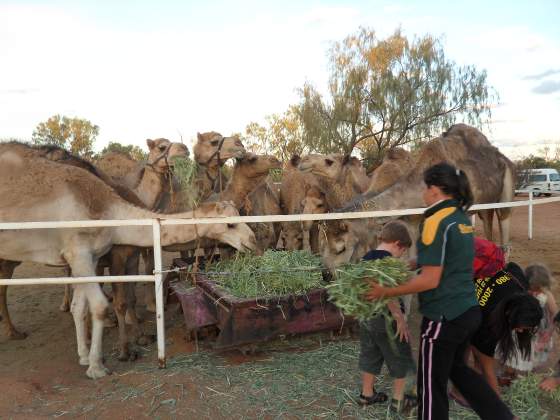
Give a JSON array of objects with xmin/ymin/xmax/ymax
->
[{"xmin": 170, "ymin": 258, "xmax": 350, "ymax": 349}]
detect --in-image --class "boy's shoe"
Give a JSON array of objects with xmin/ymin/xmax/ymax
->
[
  {"xmin": 357, "ymin": 391, "xmax": 388, "ymax": 406},
  {"xmin": 389, "ymin": 394, "xmax": 418, "ymax": 416}
]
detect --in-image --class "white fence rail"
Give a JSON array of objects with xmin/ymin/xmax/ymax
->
[{"xmin": 1, "ymin": 191, "xmax": 560, "ymax": 368}]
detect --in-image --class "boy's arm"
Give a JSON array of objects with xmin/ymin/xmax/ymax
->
[{"xmin": 387, "ymin": 300, "xmax": 410, "ymax": 343}]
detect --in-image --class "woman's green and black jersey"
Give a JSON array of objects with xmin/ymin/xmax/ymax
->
[{"xmin": 417, "ymin": 199, "xmax": 478, "ymax": 321}]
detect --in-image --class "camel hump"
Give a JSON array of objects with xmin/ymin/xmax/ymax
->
[
  {"xmin": 442, "ymin": 124, "xmax": 491, "ymax": 148},
  {"xmin": 96, "ymin": 152, "xmax": 139, "ymax": 179},
  {"xmin": 386, "ymin": 148, "xmax": 412, "ymax": 162},
  {"xmin": 421, "ymin": 207, "xmax": 456, "ymax": 245}
]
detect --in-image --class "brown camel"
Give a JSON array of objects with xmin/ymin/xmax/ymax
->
[
  {"xmin": 0, "ymin": 143, "xmax": 256, "ymax": 378},
  {"xmin": 208, "ymin": 153, "xmax": 282, "ymax": 209},
  {"xmin": 192, "ymin": 131, "xmax": 246, "ymax": 202},
  {"xmin": 279, "ymin": 155, "xmax": 323, "ymax": 252},
  {"xmin": 320, "ymin": 124, "xmax": 515, "ymax": 269},
  {"xmin": 298, "ymin": 154, "xmax": 369, "ymax": 209},
  {"xmin": 367, "ymin": 148, "xmax": 413, "ymax": 194}
]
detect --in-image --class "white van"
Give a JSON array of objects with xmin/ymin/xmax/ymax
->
[{"xmin": 517, "ymin": 168, "xmax": 560, "ymax": 196}]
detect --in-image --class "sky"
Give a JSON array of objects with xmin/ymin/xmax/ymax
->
[{"xmin": 1, "ymin": 0, "xmax": 559, "ymax": 160}]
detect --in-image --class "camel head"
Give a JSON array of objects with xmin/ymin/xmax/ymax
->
[
  {"xmin": 298, "ymin": 154, "xmax": 344, "ymax": 180},
  {"xmin": 318, "ymin": 219, "xmax": 372, "ymax": 273},
  {"xmin": 191, "ymin": 201, "xmax": 257, "ymax": 252},
  {"xmin": 299, "ymin": 154, "xmax": 368, "ymax": 192},
  {"xmin": 146, "ymin": 138, "xmax": 189, "ymax": 173},
  {"xmin": 193, "ymin": 131, "xmax": 246, "ymax": 166},
  {"xmin": 280, "ymin": 223, "xmax": 304, "ymax": 251},
  {"xmin": 235, "ymin": 153, "xmax": 282, "ymax": 179}
]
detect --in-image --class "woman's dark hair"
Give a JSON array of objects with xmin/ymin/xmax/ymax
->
[
  {"xmin": 489, "ymin": 293, "xmax": 543, "ymax": 364},
  {"xmin": 423, "ymin": 162, "xmax": 474, "ymax": 211}
]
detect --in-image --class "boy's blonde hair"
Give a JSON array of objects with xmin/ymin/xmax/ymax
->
[
  {"xmin": 525, "ymin": 263, "xmax": 554, "ymax": 290},
  {"xmin": 378, "ymin": 221, "xmax": 412, "ymax": 248}
]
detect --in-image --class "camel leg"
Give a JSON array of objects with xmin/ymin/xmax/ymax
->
[
  {"xmin": 67, "ymin": 250, "xmax": 110, "ymax": 379},
  {"xmin": 59, "ymin": 266, "xmax": 73, "ymax": 312},
  {"xmin": 142, "ymin": 249, "xmax": 157, "ymax": 313},
  {"xmin": 0, "ymin": 260, "xmax": 26, "ymax": 339},
  {"xmin": 124, "ymin": 252, "xmax": 153, "ymax": 346},
  {"xmin": 478, "ymin": 210, "xmax": 494, "ymax": 242}
]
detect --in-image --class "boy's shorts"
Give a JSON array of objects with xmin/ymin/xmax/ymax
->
[{"xmin": 359, "ymin": 316, "xmax": 416, "ymax": 378}]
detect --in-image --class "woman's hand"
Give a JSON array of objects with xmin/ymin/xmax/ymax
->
[
  {"xmin": 539, "ymin": 377, "xmax": 560, "ymax": 392},
  {"xmin": 366, "ymin": 282, "xmax": 388, "ymax": 300}
]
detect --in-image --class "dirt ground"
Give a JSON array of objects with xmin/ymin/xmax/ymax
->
[{"xmin": 1, "ymin": 200, "xmax": 559, "ymax": 419}]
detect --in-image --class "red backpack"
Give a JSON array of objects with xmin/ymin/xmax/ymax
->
[{"xmin": 473, "ymin": 237, "xmax": 505, "ymax": 279}]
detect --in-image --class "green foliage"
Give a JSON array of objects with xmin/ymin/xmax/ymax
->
[
  {"xmin": 171, "ymin": 156, "xmax": 200, "ymax": 209},
  {"xmin": 298, "ymin": 28, "xmax": 496, "ymax": 170},
  {"xmin": 32, "ymin": 114, "xmax": 99, "ymax": 159},
  {"xmin": 326, "ymin": 257, "xmax": 412, "ymax": 321},
  {"xmin": 98, "ymin": 141, "xmax": 148, "ymax": 161},
  {"xmin": 241, "ymin": 105, "xmax": 309, "ymax": 161},
  {"xmin": 207, "ymin": 250, "xmax": 324, "ymax": 299}
]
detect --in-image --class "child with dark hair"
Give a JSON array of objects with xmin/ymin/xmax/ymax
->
[
  {"xmin": 539, "ymin": 311, "xmax": 560, "ymax": 392},
  {"xmin": 357, "ymin": 221, "xmax": 416, "ymax": 414}
]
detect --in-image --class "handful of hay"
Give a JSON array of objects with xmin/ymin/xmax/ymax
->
[
  {"xmin": 206, "ymin": 250, "xmax": 324, "ymax": 299},
  {"xmin": 171, "ymin": 156, "xmax": 200, "ymax": 208},
  {"xmin": 326, "ymin": 257, "xmax": 412, "ymax": 321}
]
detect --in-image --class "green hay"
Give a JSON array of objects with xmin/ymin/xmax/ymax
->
[
  {"xmin": 171, "ymin": 156, "xmax": 200, "ymax": 208},
  {"xmin": 206, "ymin": 250, "xmax": 324, "ymax": 299},
  {"xmin": 327, "ymin": 257, "xmax": 412, "ymax": 322}
]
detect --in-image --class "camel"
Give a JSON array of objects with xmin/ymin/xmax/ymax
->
[
  {"xmin": 319, "ymin": 124, "xmax": 515, "ymax": 270},
  {"xmin": 367, "ymin": 148, "xmax": 413, "ymax": 194},
  {"xmin": 298, "ymin": 154, "xmax": 370, "ymax": 209},
  {"xmin": 0, "ymin": 143, "xmax": 149, "ymax": 344},
  {"xmin": 192, "ymin": 131, "xmax": 246, "ymax": 203},
  {"xmin": 244, "ymin": 180, "xmax": 283, "ymax": 253},
  {"xmin": 0, "ymin": 143, "xmax": 256, "ymax": 378},
  {"xmin": 279, "ymin": 155, "xmax": 323, "ymax": 252},
  {"xmin": 208, "ymin": 153, "xmax": 282, "ymax": 209}
]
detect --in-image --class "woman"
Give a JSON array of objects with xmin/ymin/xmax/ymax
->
[
  {"xmin": 469, "ymin": 243, "xmax": 543, "ymax": 395},
  {"xmin": 368, "ymin": 163, "xmax": 514, "ymax": 420}
]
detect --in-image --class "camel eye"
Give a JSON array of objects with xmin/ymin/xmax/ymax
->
[
  {"xmin": 210, "ymin": 140, "xmax": 219, "ymax": 146},
  {"xmin": 159, "ymin": 145, "xmax": 166, "ymax": 151},
  {"xmin": 336, "ymin": 247, "xmax": 346, "ymax": 255},
  {"xmin": 227, "ymin": 223, "xmax": 235, "ymax": 229}
]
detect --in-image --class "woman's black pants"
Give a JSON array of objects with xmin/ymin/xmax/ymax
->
[{"xmin": 417, "ymin": 306, "xmax": 513, "ymax": 420}]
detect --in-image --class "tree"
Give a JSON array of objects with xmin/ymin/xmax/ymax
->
[
  {"xmin": 242, "ymin": 105, "xmax": 308, "ymax": 161},
  {"xmin": 32, "ymin": 115, "xmax": 99, "ymax": 159},
  {"xmin": 299, "ymin": 28, "xmax": 496, "ymax": 170},
  {"xmin": 98, "ymin": 141, "xmax": 148, "ymax": 161}
]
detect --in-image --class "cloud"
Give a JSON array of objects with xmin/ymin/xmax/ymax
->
[
  {"xmin": 532, "ymin": 80, "xmax": 560, "ymax": 94},
  {"xmin": 522, "ymin": 69, "xmax": 560, "ymax": 80},
  {"xmin": 0, "ymin": 88, "xmax": 39, "ymax": 95}
]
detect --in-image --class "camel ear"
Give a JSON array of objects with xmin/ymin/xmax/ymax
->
[
  {"xmin": 197, "ymin": 132, "xmax": 203, "ymax": 142},
  {"xmin": 348, "ymin": 156, "xmax": 361, "ymax": 166},
  {"xmin": 290, "ymin": 154, "xmax": 301, "ymax": 167},
  {"xmin": 146, "ymin": 139, "xmax": 155, "ymax": 150}
]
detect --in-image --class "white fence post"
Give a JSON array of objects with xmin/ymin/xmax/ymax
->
[
  {"xmin": 471, "ymin": 214, "xmax": 476, "ymax": 228},
  {"xmin": 152, "ymin": 219, "xmax": 166, "ymax": 368},
  {"xmin": 528, "ymin": 191, "xmax": 533, "ymax": 240}
]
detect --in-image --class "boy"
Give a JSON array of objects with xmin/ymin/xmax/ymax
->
[
  {"xmin": 539, "ymin": 311, "xmax": 560, "ymax": 392},
  {"xmin": 358, "ymin": 221, "xmax": 416, "ymax": 414}
]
